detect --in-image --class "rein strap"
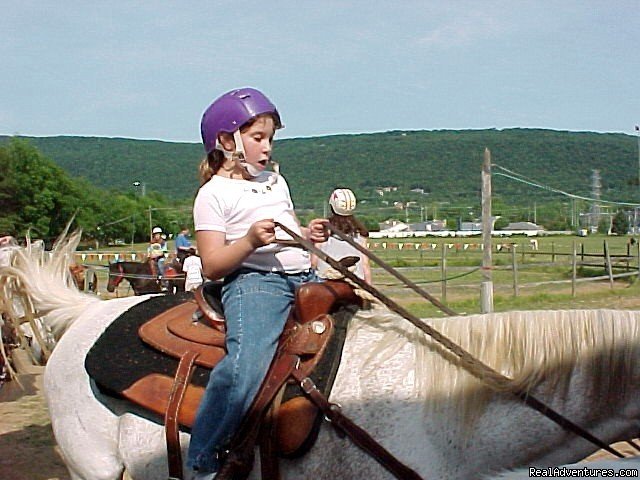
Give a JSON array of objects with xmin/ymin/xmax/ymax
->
[
  {"xmin": 291, "ymin": 369, "xmax": 423, "ymax": 480},
  {"xmin": 274, "ymin": 222, "xmax": 625, "ymax": 459}
]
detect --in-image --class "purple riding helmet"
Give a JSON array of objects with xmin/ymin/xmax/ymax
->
[{"xmin": 200, "ymin": 87, "xmax": 283, "ymax": 155}]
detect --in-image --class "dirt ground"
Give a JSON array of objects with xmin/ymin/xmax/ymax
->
[
  {"xmin": 0, "ymin": 372, "xmax": 638, "ymax": 480},
  {"xmin": 0, "ymin": 370, "xmax": 70, "ymax": 480}
]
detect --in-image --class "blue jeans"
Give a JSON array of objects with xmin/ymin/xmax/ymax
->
[
  {"xmin": 157, "ymin": 257, "xmax": 166, "ymax": 275},
  {"xmin": 187, "ymin": 268, "xmax": 317, "ymax": 474}
]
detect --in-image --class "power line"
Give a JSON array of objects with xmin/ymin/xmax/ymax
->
[
  {"xmin": 492, "ymin": 164, "xmax": 640, "ymax": 207},
  {"xmin": 97, "ymin": 215, "xmax": 135, "ymax": 227}
]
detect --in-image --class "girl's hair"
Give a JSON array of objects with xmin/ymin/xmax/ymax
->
[
  {"xmin": 198, "ymin": 150, "xmax": 224, "ymax": 185},
  {"xmin": 329, "ymin": 212, "xmax": 369, "ymax": 237},
  {"xmin": 198, "ymin": 113, "xmax": 279, "ymax": 185}
]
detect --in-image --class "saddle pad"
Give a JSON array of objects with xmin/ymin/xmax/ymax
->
[{"xmin": 85, "ymin": 292, "xmax": 213, "ymax": 397}]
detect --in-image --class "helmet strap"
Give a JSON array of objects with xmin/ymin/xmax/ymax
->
[
  {"xmin": 233, "ymin": 130, "xmax": 261, "ymax": 178},
  {"xmin": 214, "ymin": 130, "xmax": 261, "ymax": 177}
]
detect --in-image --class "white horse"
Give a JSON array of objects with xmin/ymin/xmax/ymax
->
[{"xmin": 2, "ymin": 232, "xmax": 640, "ymax": 480}]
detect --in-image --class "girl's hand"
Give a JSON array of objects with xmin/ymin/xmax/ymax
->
[
  {"xmin": 307, "ymin": 218, "xmax": 330, "ymax": 243},
  {"xmin": 246, "ymin": 219, "xmax": 276, "ymax": 248}
]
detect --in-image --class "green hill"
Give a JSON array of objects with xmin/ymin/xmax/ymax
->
[{"xmin": 3, "ymin": 129, "xmax": 638, "ymax": 221}]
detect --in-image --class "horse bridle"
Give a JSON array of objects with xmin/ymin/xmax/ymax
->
[
  {"xmin": 108, "ymin": 262, "xmax": 125, "ymax": 288},
  {"xmin": 274, "ymin": 221, "xmax": 632, "ymax": 461}
]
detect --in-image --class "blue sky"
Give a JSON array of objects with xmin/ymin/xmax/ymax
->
[{"xmin": 1, "ymin": 1, "xmax": 638, "ymax": 143}]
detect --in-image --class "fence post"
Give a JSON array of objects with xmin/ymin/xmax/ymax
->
[
  {"xmin": 480, "ymin": 148, "xmax": 494, "ymax": 313},
  {"xmin": 511, "ymin": 244, "xmax": 519, "ymax": 297},
  {"xmin": 581, "ymin": 243, "xmax": 585, "ymax": 262},
  {"xmin": 571, "ymin": 240, "xmax": 577, "ymax": 297},
  {"xmin": 604, "ymin": 240, "xmax": 613, "ymax": 289},
  {"xmin": 551, "ymin": 242, "xmax": 556, "ymax": 263},
  {"xmin": 440, "ymin": 242, "xmax": 447, "ymax": 303}
]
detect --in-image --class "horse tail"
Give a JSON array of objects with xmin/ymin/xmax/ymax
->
[{"xmin": 0, "ymin": 231, "xmax": 101, "ymax": 340}]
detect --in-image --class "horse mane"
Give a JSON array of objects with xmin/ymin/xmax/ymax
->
[
  {"xmin": 0, "ymin": 231, "xmax": 101, "ymax": 339},
  {"xmin": 350, "ymin": 306, "xmax": 639, "ymax": 421}
]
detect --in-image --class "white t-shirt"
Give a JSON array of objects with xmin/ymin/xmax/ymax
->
[
  {"xmin": 182, "ymin": 255, "xmax": 204, "ymax": 291},
  {"xmin": 193, "ymin": 172, "xmax": 310, "ymax": 273},
  {"xmin": 316, "ymin": 234, "xmax": 367, "ymax": 280}
]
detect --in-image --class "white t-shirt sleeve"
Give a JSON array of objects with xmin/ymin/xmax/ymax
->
[
  {"xmin": 193, "ymin": 184, "xmax": 226, "ymax": 233},
  {"xmin": 280, "ymin": 175, "xmax": 294, "ymax": 210}
]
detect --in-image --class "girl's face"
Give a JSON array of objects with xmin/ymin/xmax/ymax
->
[{"xmin": 238, "ymin": 115, "xmax": 275, "ymax": 174}]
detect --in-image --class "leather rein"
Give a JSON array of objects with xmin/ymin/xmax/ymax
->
[
  {"xmin": 275, "ymin": 222, "xmax": 630, "ymax": 462},
  {"xmin": 108, "ymin": 262, "xmax": 125, "ymax": 288}
]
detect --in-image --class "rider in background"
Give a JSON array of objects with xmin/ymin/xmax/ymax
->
[
  {"xmin": 187, "ymin": 87, "xmax": 329, "ymax": 478},
  {"xmin": 313, "ymin": 188, "xmax": 372, "ymax": 284},
  {"xmin": 175, "ymin": 226, "xmax": 193, "ymax": 263},
  {"xmin": 147, "ymin": 226, "xmax": 168, "ymax": 279}
]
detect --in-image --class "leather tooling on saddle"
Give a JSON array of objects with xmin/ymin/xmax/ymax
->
[{"xmin": 85, "ymin": 281, "xmax": 361, "ymax": 477}]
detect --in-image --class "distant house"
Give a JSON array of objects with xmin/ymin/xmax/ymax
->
[
  {"xmin": 375, "ymin": 186, "xmax": 399, "ymax": 196},
  {"xmin": 504, "ymin": 221, "xmax": 543, "ymax": 231},
  {"xmin": 460, "ymin": 221, "xmax": 482, "ymax": 231},
  {"xmin": 409, "ymin": 220, "xmax": 447, "ymax": 232},
  {"xmin": 378, "ymin": 219, "xmax": 409, "ymax": 233}
]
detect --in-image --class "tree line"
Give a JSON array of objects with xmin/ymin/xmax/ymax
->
[
  {"xmin": 2, "ymin": 129, "xmax": 639, "ymax": 242},
  {"xmin": 0, "ymin": 139, "xmax": 191, "ymax": 246}
]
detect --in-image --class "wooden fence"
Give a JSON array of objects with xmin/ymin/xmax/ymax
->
[{"xmin": 366, "ymin": 239, "xmax": 640, "ymax": 302}]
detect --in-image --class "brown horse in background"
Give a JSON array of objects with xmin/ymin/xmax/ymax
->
[
  {"xmin": 69, "ymin": 264, "xmax": 98, "ymax": 293},
  {"xmin": 106, "ymin": 258, "xmax": 184, "ymax": 295}
]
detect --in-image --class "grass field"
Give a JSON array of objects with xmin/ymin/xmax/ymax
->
[
  {"xmin": 84, "ymin": 233, "xmax": 640, "ymax": 316},
  {"xmin": 369, "ymin": 234, "xmax": 640, "ymax": 316}
]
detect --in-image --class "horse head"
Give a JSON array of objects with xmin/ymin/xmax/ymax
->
[
  {"xmin": 69, "ymin": 264, "xmax": 86, "ymax": 291},
  {"xmin": 107, "ymin": 261, "xmax": 126, "ymax": 292}
]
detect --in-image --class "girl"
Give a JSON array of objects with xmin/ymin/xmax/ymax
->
[
  {"xmin": 314, "ymin": 188, "xmax": 372, "ymax": 284},
  {"xmin": 182, "ymin": 248, "xmax": 204, "ymax": 292},
  {"xmin": 188, "ymin": 87, "xmax": 328, "ymax": 478}
]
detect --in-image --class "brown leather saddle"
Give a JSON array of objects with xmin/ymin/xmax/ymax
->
[{"xmin": 122, "ymin": 280, "xmax": 361, "ymax": 479}]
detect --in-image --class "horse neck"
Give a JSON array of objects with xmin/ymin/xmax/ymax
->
[
  {"xmin": 330, "ymin": 309, "xmax": 640, "ymax": 476},
  {"xmin": 125, "ymin": 262, "xmax": 159, "ymax": 294},
  {"xmin": 338, "ymin": 308, "xmax": 640, "ymax": 427}
]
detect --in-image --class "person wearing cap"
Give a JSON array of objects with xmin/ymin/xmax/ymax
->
[
  {"xmin": 314, "ymin": 188, "xmax": 372, "ymax": 284},
  {"xmin": 188, "ymin": 87, "xmax": 329, "ymax": 477},
  {"xmin": 147, "ymin": 226, "xmax": 168, "ymax": 280}
]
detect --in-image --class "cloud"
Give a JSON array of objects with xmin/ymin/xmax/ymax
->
[{"xmin": 417, "ymin": 12, "xmax": 505, "ymax": 49}]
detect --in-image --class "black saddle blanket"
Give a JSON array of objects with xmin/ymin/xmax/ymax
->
[
  {"xmin": 85, "ymin": 290, "xmax": 356, "ymax": 417},
  {"xmin": 85, "ymin": 292, "xmax": 212, "ymax": 396}
]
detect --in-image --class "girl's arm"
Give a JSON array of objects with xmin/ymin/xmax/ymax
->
[
  {"xmin": 362, "ymin": 254, "xmax": 372, "ymax": 285},
  {"xmin": 196, "ymin": 219, "xmax": 276, "ymax": 280}
]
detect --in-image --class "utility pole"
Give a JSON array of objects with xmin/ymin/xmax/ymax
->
[
  {"xmin": 481, "ymin": 148, "xmax": 494, "ymax": 313},
  {"xmin": 133, "ymin": 181, "xmax": 146, "ymax": 197},
  {"xmin": 636, "ymin": 125, "xmax": 640, "ymax": 232},
  {"xmin": 591, "ymin": 170, "xmax": 602, "ymax": 232},
  {"xmin": 636, "ymin": 125, "xmax": 640, "ymax": 194},
  {"xmin": 148, "ymin": 206, "xmax": 153, "ymax": 239}
]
